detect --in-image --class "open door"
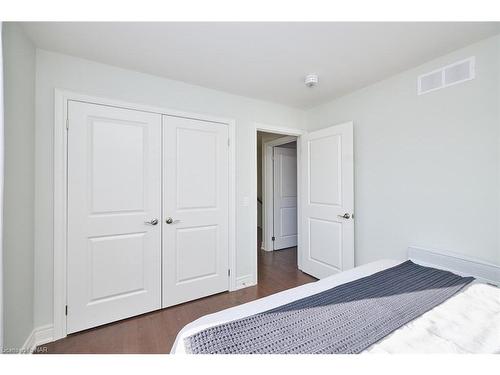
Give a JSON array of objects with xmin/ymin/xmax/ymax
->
[
  {"xmin": 273, "ymin": 146, "xmax": 298, "ymax": 250},
  {"xmin": 299, "ymin": 122, "xmax": 354, "ymax": 279}
]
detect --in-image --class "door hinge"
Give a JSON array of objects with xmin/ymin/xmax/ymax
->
[
  {"xmin": 228, "ymin": 269, "xmax": 231, "ymax": 277},
  {"xmin": 66, "ymin": 118, "xmax": 69, "ymax": 130},
  {"xmin": 272, "ymin": 236, "xmax": 275, "ymax": 241},
  {"xmin": 65, "ymin": 305, "xmax": 68, "ymax": 316},
  {"xmin": 227, "ymin": 138, "xmax": 230, "ymax": 147}
]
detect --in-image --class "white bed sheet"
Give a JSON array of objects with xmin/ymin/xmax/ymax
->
[{"xmin": 171, "ymin": 259, "xmax": 500, "ymax": 354}]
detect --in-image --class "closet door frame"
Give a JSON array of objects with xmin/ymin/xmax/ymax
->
[{"xmin": 53, "ymin": 90, "xmax": 236, "ymax": 341}]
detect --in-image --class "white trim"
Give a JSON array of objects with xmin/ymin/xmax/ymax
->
[
  {"xmin": 408, "ymin": 246, "xmax": 500, "ymax": 286},
  {"xmin": 254, "ymin": 122, "xmax": 306, "ymax": 137},
  {"xmin": 57, "ymin": 91, "xmax": 235, "ymax": 124},
  {"xmin": 20, "ymin": 329, "xmax": 36, "ymax": 354},
  {"xmin": 262, "ymin": 135, "xmax": 297, "ymax": 252},
  {"xmin": 0, "ymin": 21, "xmax": 4, "ymax": 352},
  {"xmin": 54, "ymin": 89, "xmax": 236, "ymax": 341},
  {"xmin": 251, "ymin": 123, "xmax": 305, "ymax": 284},
  {"xmin": 228, "ymin": 119, "xmax": 237, "ymax": 292},
  {"xmin": 20, "ymin": 324, "xmax": 54, "ymax": 354},
  {"xmin": 53, "ymin": 90, "xmax": 67, "ymax": 341}
]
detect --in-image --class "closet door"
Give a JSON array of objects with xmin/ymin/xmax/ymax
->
[
  {"xmin": 163, "ymin": 115, "xmax": 229, "ymax": 307},
  {"xmin": 67, "ymin": 101, "xmax": 162, "ymax": 334}
]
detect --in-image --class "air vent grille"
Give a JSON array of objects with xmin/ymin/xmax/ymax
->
[
  {"xmin": 419, "ymin": 71, "xmax": 442, "ymax": 93},
  {"xmin": 417, "ymin": 57, "xmax": 475, "ymax": 95}
]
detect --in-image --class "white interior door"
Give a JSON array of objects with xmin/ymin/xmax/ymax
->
[
  {"xmin": 163, "ymin": 115, "xmax": 229, "ymax": 307},
  {"xmin": 67, "ymin": 101, "xmax": 162, "ymax": 334},
  {"xmin": 273, "ymin": 146, "xmax": 298, "ymax": 250},
  {"xmin": 299, "ymin": 122, "xmax": 354, "ymax": 279}
]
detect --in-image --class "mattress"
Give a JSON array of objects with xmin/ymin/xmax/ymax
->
[{"xmin": 171, "ymin": 259, "xmax": 500, "ymax": 354}]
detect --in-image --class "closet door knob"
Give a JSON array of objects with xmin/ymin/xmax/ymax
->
[
  {"xmin": 145, "ymin": 218, "xmax": 159, "ymax": 225},
  {"xmin": 165, "ymin": 217, "xmax": 174, "ymax": 224}
]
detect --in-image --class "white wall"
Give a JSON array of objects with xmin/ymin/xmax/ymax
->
[
  {"xmin": 13, "ymin": 27, "xmax": 500, "ymax": 337},
  {"xmin": 2, "ymin": 23, "xmax": 36, "ymax": 350},
  {"xmin": 34, "ymin": 49, "xmax": 305, "ymax": 328},
  {"xmin": 306, "ymin": 35, "xmax": 500, "ymax": 266}
]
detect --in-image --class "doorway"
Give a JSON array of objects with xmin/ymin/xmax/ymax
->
[
  {"xmin": 252, "ymin": 122, "xmax": 355, "ymax": 287},
  {"xmin": 256, "ymin": 131, "xmax": 299, "ymax": 280},
  {"xmin": 258, "ymin": 132, "xmax": 298, "ymax": 252}
]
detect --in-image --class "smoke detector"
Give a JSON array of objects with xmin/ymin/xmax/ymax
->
[{"xmin": 305, "ymin": 74, "xmax": 319, "ymax": 88}]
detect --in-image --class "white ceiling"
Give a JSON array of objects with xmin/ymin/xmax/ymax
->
[{"xmin": 21, "ymin": 22, "xmax": 500, "ymax": 109}]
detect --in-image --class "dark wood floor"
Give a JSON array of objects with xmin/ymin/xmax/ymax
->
[{"xmin": 39, "ymin": 243, "xmax": 316, "ymax": 354}]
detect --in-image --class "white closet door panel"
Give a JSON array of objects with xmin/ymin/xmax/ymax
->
[
  {"xmin": 163, "ymin": 115, "xmax": 229, "ymax": 307},
  {"xmin": 67, "ymin": 101, "xmax": 162, "ymax": 334}
]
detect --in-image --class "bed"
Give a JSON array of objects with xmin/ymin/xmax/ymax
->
[{"xmin": 171, "ymin": 248, "xmax": 500, "ymax": 354}]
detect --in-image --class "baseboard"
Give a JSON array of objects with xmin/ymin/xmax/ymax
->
[
  {"xmin": 20, "ymin": 324, "xmax": 54, "ymax": 354},
  {"xmin": 20, "ymin": 329, "xmax": 36, "ymax": 354},
  {"xmin": 235, "ymin": 274, "xmax": 256, "ymax": 290},
  {"xmin": 408, "ymin": 246, "xmax": 500, "ymax": 286}
]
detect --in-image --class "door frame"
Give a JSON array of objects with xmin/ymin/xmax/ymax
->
[
  {"xmin": 251, "ymin": 123, "xmax": 305, "ymax": 285},
  {"xmin": 53, "ymin": 89, "xmax": 236, "ymax": 340},
  {"xmin": 262, "ymin": 135, "xmax": 297, "ymax": 252}
]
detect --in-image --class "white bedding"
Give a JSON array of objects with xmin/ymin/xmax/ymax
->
[{"xmin": 171, "ymin": 259, "xmax": 500, "ymax": 354}]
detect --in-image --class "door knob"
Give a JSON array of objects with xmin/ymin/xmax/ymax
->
[
  {"xmin": 337, "ymin": 213, "xmax": 351, "ymax": 219},
  {"xmin": 165, "ymin": 217, "xmax": 174, "ymax": 224},
  {"xmin": 144, "ymin": 218, "xmax": 159, "ymax": 225}
]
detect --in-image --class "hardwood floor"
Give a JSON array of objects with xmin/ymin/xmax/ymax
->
[{"xmin": 39, "ymin": 242, "xmax": 316, "ymax": 354}]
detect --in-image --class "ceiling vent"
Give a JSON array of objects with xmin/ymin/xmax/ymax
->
[{"xmin": 417, "ymin": 56, "xmax": 475, "ymax": 95}]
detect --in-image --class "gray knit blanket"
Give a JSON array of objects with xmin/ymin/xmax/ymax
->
[{"xmin": 185, "ymin": 261, "xmax": 473, "ymax": 354}]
